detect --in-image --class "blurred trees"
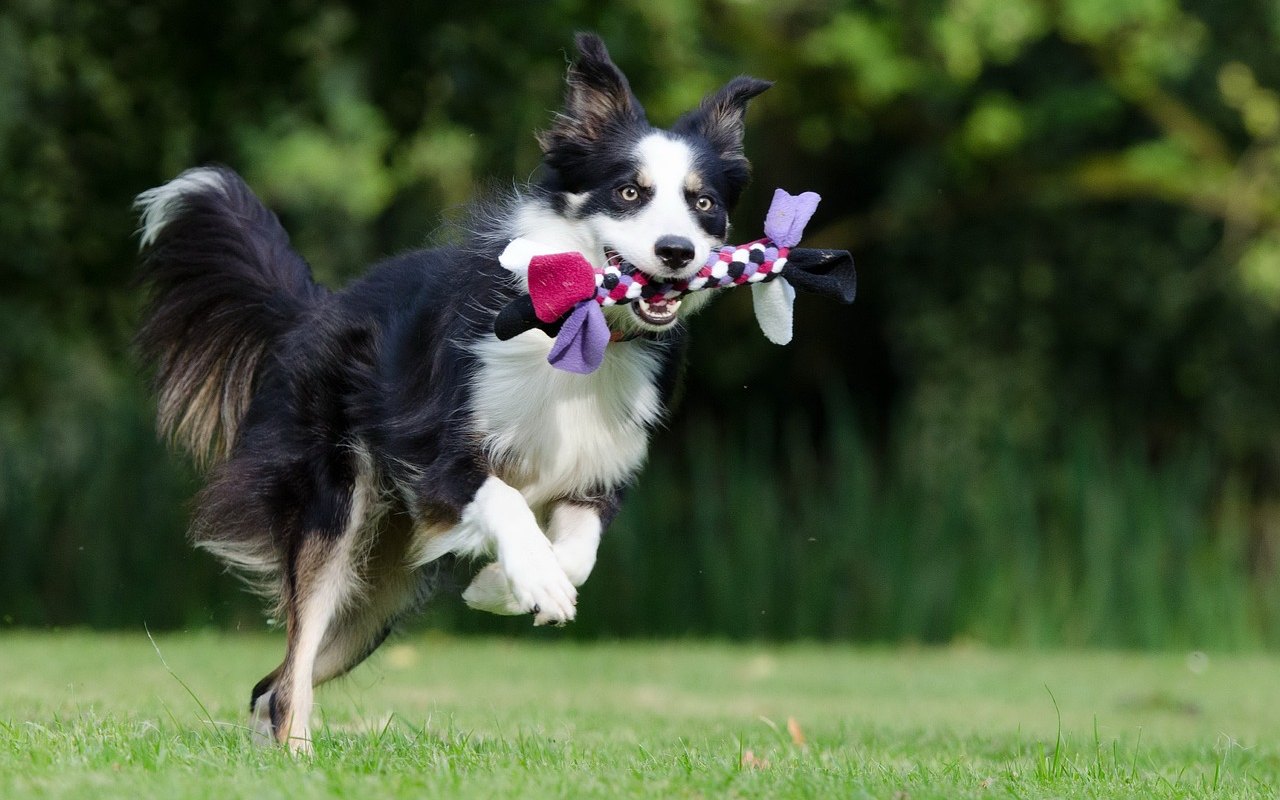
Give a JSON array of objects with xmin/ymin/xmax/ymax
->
[{"xmin": 3, "ymin": 0, "xmax": 1280, "ymax": 643}]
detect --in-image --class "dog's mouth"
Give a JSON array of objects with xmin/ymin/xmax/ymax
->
[
  {"xmin": 632, "ymin": 296, "xmax": 682, "ymax": 327},
  {"xmin": 604, "ymin": 246, "xmax": 683, "ymax": 329}
]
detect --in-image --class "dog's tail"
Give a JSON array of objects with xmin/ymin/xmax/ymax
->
[{"xmin": 134, "ymin": 166, "xmax": 325, "ymax": 467}]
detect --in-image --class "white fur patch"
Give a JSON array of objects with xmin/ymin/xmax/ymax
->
[
  {"xmin": 548, "ymin": 504, "xmax": 602, "ymax": 586},
  {"xmin": 469, "ymin": 332, "xmax": 664, "ymax": 507},
  {"xmin": 511, "ymin": 202, "xmax": 601, "ymax": 265},
  {"xmin": 588, "ymin": 133, "xmax": 717, "ymax": 279},
  {"xmin": 277, "ymin": 459, "xmax": 378, "ymax": 752},
  {"xmin": 134, "ymin": 167, "xmax": 229, "ymax": 248}
]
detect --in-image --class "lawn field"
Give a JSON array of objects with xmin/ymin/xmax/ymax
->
[{"xmin": 2, "ymin": 632, "xmax": 1278, "ymax": 798}]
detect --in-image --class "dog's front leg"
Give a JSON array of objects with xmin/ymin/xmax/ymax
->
[
  {"xmin": 459, "ymin": 476, "xmax": 577, "ymax": 625},
  {"xmin": 545, "ymin": 503, "xmax": 602, "ymax": 586},
  {"xmin": 463, "ymin": 502, "xmax": 602, "ymax": 623}
]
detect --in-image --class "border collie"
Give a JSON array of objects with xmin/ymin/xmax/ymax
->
[{"xmin": 134, "ymin": 34, "xmax": 770, "ymax": 751}]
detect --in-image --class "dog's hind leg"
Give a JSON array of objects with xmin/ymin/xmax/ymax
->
[
  {"xmin": 309, "ymin": 514, "xmax": 445, "ymax": 687},
  {"xmin": 259, "ymin": 529, "xmax": 363, "ymax": 753},
  {"xmin": 249, "ymin": 464, "xmax": 377, "ymax": 753},
  {"xmin": 250, "ymin": 512, "xmax": 444, "ymax": 746}
]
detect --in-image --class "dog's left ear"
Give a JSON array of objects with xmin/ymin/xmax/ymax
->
[{"xmin": 674, "ymin": 76, "xmax": 773, "ymax": 162}]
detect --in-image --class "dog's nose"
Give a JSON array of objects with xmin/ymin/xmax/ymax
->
[{"xmin": 654, "ymin": 236, "xmax": 695, "ymax": 270}]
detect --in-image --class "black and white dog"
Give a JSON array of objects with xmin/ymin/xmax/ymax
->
[{"xmin": 135, "ymin": 34, "xmax": 770, "ymax": 751}]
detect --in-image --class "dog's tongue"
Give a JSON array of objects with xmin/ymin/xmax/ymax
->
[{"xmin": 646, "ymin": 296, "xmax": 673, "ymax": 310}]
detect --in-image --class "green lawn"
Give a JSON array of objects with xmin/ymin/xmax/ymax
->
[{"xmin": 1, "ymin": 632, "xmax": 1277, "ymax": 798}]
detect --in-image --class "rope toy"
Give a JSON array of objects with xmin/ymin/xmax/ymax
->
[{"xmin": 495, "ymin": 189, "xmax": 857, "ymax": 373}]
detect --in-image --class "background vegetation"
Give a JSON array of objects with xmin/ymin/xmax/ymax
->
[{"xmin": 4, "ymin": 0, "xmax": 1280, "ymax": 646}]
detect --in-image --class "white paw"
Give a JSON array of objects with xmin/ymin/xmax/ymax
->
[
  {"xmin": 505, "ymin": 539, "xmax": 577, "ymax": 626},
  {"xmin": 466, "ymin": 543, "xmax": 577, "ymax": 626},
  {"xmin": 463, "ymin": 557, "xmax": 577, "ymax": 625},
  {"xmin": 462, "ymin": 563, "xmax": 524, "ymax": 615}
]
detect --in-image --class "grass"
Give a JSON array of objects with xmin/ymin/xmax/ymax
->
[{"xmin": 2, "ymin": 632, "xmax": 1279, "ymax": 798}]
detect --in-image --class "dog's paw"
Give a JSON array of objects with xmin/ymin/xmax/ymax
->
[
  {"xmin": 249, "ymin": 689, "xmax": 313, "ymax": 754},
  {"xmin": 463, "ymin": 546, "xmax": 577, "ymax": 625},
  {"xmin": 504, "ymin": 541, "xmax": 577, "ymax": 626},
  {"xmin": 462, "ymin": 559, "xmax": 577, "ymax": 624},
  {"xmin": 531, "ymin": 601, "xmax": 575, "ymax": 627},
  {"xmin": 462, "ymin": 562, "xmax": 524, "ymax": 615},
  {"xmin": 492, "ymin": 537, "xmax": 577, "ymax": 625}
]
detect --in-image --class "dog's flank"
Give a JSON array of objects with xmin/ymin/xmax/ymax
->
[{"xmin": 135, "ymin": 32, "xmax": 769, "ymax": 751}]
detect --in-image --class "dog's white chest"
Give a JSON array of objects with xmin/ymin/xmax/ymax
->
[{"xmin": 470, "ymin": 333, "xmax": 664, "ymax": 505}]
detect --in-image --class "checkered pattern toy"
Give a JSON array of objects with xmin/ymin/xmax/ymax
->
[{"xmin": 495, "ymin": 189, "xmax": 856, "ymax": 373}]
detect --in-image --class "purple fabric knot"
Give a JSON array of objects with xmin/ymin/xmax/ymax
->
[
  {"xmin": 763, "ymin": 189, "xmax": 821, "ymax": 248},
  {"xmin": 547, "ymin": 301, "xmax": 610, "ymax": 374}
]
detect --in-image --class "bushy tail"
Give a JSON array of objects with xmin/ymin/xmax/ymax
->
[{"xmin": 134, "ymin": 166, "xmax": 325, "ymax": 467}]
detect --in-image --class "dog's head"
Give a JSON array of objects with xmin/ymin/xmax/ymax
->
[{"xmin": 536, "ymin": 33, "xmax": 771, "ymax": 332}]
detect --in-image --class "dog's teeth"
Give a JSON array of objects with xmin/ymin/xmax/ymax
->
[{"xmin": 636, "ymin": 296, "xmax": 681, "ymax": 326}]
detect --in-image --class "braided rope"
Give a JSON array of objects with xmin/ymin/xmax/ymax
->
[{"xmin": 593, "ymin": 240, "xmax": 790, "ymax": 306}]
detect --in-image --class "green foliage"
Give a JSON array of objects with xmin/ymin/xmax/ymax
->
[
  {"xmin": 441, "ymin": 398, "xmax": 1274, "ymax": 647},
  {"xmin": 3, "ymin": 0, "xmax": 1280, "ymax": 643}
]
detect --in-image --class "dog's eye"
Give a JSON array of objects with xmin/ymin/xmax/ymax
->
[
  {"xmin": 695, "ymin": 196, "xmax": 715, "ymax": 212},
  {"xmin": 618, "ymin": 185, "xmax": 640, "ymax": 202}
]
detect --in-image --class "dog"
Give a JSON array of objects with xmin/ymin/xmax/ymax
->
[{"xmin": 134, "ymin": 33, "xmax": 771, "ymax": 752}]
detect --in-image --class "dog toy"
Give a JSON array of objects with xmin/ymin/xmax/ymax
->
[{"xmin": 494, "ymin": 189, "xmax": 857, "ymax": 373}]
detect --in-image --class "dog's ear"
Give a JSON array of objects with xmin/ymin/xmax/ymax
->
[
  {"xmin": 674, "ymin": 76, "xmax": 773, "ymax": 163},
  {"xmin": 538, "ymin": 33, "xmax": 645, "ymax": 154}
]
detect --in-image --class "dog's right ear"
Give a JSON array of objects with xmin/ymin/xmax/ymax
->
[{"xmin": 538, "ymin": 33, "xmax": 645, "ymax": 154}]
